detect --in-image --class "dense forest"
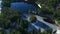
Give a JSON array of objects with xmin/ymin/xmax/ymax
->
[{"xmin": 0, "ymin": 0, "xmax": 60, "ymax": 34}]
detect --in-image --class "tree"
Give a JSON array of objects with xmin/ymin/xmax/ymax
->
[
  {"xmin": 0, "ymin": 7, "xmax": 19, "ymax": 34},
  {"xmin": 55, "ymin": 4, "xmax": 60, "ymax": 24},
  {"xmin": 0, "ymin": 12, "xmax": 10, "ymax": 29},
  {"xmin": 2, "ymin": 7, "xmax": 19, "ymax": 20},
  {"xmin": 42, "ymin": 28, "xmax": 52, "ymax": 34},
  {"xmin": 35, "ymin": 0, "xmax": 60, "ymax": 25},
  {"xmin": 2, "ymin": 0, "xmax": 11, "ymax": 7},
  {"xmin": 1, "ymin": 7, "xmax": 19, "ymax": 29},
  {"xmin": 20, "ymin": 19, "xmax": 28, "ymax": 29},
  {"xmin": 28, "ymin": 29, "xmax": 35, "ymax": 34},
  {"xmin": 35, "ymin": 0, "xmax": 58, "ymax": 15},
  {"xmin": 15, "ymin": 30, "xmax": 22, "ymax": 34},
  {"xmin": 37, "ymin": 28, "xmax": 41, "ymax": 34}
]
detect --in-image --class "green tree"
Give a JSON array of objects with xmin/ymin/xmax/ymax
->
[
  {"xmin": 28, "ymin": 29, "xmax": 35, "ymax": 34},
  {"xmin": 1, "ymin": 7, "xmax": 19, "ymax": 29},
  {"xmin": 0, "ymin": 7, "xmax": 19, "ymax": 34},
  {"xmin": 35, "ymin": 0, "xmax": 58, "ymax": 15},
  {"xmin": 35, "ymin": 0, "xmax": 60, "ymax": 25},
  {"xmin": 2, "ymin": 7, "xmax": 19, "ymax": 20},
  {"xmin": 55, "ymin": 4, "xmax": 60, "ymax": 24},
  {"xmin": 2, "ymin": 0, "xmax": 11, "ymax": 7},
  {"xmin": 42, "ymin": 28, "xmax": 52, "ymax": 34},
  {"xmin": 20, "ymin": 19, "xmax": 28, "ymax": 29},
  {"xmin": 37, "ymin": 28, "xmax": 41, "ymax": 34}
]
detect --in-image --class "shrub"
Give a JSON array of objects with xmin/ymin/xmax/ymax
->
[{"xmin": 30, "ymin": 16, "xmax": 37, "ymax": 22}]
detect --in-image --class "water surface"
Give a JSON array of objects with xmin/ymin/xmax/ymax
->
[{"xmin": 11, "ymin": 2, "xmax": 37, "ymax": 14}]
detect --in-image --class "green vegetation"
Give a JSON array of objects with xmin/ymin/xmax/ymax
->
[
  {"xmin": 2, "ymin": 0, "xmax": 11, "ymax": 7},
  {"xmin": 29, "ymin": 16, "xmax": 37, "ymax": 22},
  {"xmin": 37, "ymin": 28, "xmax": 41, "ymax": 34},
  {"xmin": 57, "ymin": 20, "xmax": 60, "ymax": 24},
  {"xmin": 20, "ymin": 19, "xmax": 28, "ymax": 29},
  {"xmin": 42, "ymin": 28, "xmax": 52, "ymax": 34},
  {"xmin": 35, "ymin": 0, "xmax": 60, "ymax": 24},
  {"xmin": 56, "ymin": 19, "xmax": 60, "ymax": 25},
  {"xmin": 0, "ymin": 7, "xmax": 29, "ymax": 34}
]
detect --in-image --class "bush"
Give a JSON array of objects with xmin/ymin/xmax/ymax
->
[
  {"xmin": 56, "ymin": 19, "xmax": 60, "ymax": 25},
  {"xmin": 29, "ymin": 16, "xmax": 37, "ymax": 22}
]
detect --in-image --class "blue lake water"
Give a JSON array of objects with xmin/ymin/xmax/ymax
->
[{"xmin": 11, "ymin": 2, "xmax": 37, "ymax": 14}]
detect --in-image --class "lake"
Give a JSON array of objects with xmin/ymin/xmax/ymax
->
[{"xmin": 11, "ymin": 2, "xmax": 37, "ymax": 14}]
